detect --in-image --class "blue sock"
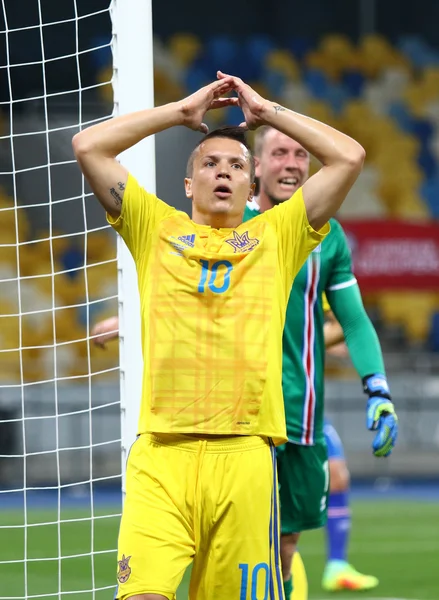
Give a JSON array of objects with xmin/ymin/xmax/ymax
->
[{"xmin": 326, "ymin": 490, "xmax": 351, "ymax": 562}]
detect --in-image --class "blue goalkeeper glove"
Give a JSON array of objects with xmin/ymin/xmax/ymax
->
[{"xmin": 363, "ymin": 374, "xmax": 398, "ymax": 457}]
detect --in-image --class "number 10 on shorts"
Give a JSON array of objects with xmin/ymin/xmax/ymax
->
[{"xmin": 239, "ymin": 562, "xmax": 269, "ymax": 600}]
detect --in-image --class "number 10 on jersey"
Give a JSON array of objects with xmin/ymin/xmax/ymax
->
[{"xmin": 198, "ymin": 259, "xmax": 233, "ymax": 294}]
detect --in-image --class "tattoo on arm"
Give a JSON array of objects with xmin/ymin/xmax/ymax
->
[
  {"xmin": 109, "ymin": 187, "xmax": 123, "ymax": 206},
  {"xmin": 109, "ymin": 182, "xmax": 126, "ymax": 206},
  {"xmin": 274, "ymin": 105, "xmax": 286, "ymax": 114}
]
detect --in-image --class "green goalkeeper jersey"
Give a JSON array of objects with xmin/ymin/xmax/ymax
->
[{"xmin": 244, "ymin": 200, "xmax": 356, "ymax": 445}]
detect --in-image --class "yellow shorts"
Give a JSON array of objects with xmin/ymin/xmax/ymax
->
[{"xmin": 115, "ymin": 433, "xmax": 284, "ymax": 600}]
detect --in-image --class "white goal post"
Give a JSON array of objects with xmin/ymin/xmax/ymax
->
[{"xmin": 111, "ymin": 0, "xmax": 156, "ymax": 492}]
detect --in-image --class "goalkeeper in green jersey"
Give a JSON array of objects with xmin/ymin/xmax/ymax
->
[{"xmin": 243, "ymin": 126, "xmax": 398, "ymax": 598}]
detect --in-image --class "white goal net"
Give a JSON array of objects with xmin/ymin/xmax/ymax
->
[{"xmin": 0, "ymin": 0, "xmax": 126, "ymax": 597}]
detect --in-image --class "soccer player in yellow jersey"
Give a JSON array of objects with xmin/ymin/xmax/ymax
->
[{"xmin": 73, "ymin": 72, "xmax": 365, "ymax": 600}]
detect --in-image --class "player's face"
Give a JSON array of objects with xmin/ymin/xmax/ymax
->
[
  {"xmin": 256, "ymin": 130, "xmax": 310, "ymax": 203},
  {"xmin": 185, "ymin": 138, "xmax": 254, "ymax": 218}
]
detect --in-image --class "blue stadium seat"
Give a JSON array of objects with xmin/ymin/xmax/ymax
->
[
  {"xmin": 420, "ymin": 177, "xmax": 439, "ymax": 217},
  {"xmin": 287, "ymin": 36, "xmax": 314, "ymax": 62},
  {"xmin": 61, "ymin": 245, "xmax": 84, "ymax": 280},
  {"xmin": 223, "ymin": 106, "xmax": 244, "ymax": 127},
  {"xmin": 325, "ymin": 83, "xmax": 348, "ymax": 114},
  {"xmin": 243, "ymin": 35, "xmax": 275, "ymax": 79},
  {"xmin": 205, "ymin": 35, "xmax": 238, "ymax": 72},
  {"xmin": 417, "ymin": 146, "xmax": 437, "ymax": 179},
  {"xmin": 398, "ymin": 35, "xmax": 439, "ymax": 68},
  {"xmin": 429, "ymin": 312, "xmax": 439, "ymax": 352},
  {"xmin": 412, "ymin": 118, "xmax": 435, "ymax": 144},
  {"xmin": 341, "ymin": 69, "xmax": 366, "ymax": 97},
  {"xmin": 388, "ymin": 102, "xmax": 415, "ymax": 134},
  {"xmin": 262, "ymin": 70, "xmax": 286, "ymax": 97},
  {"xmin": 185, "ymin": 66, "xmax": 209, "ymax": 94},
  {"xmin": 303, "ymin": 68, "xmax": 328, "ymax": 99}
]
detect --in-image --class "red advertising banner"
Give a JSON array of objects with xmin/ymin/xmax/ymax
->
[{"xmin": 339, "ymin": 220, "xmax": 439, "ymax": 291}]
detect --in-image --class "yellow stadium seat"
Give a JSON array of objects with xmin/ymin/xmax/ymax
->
[
  {"xmin": 154, "ymin": 68, "xmax": 184, "ymax": 104},
  {"xmin": 168, "ymin": 33, "xmax": 201, "ymax": 68},
  {"xmin": 304, "ymin": 101, "xmax": 338, "ymax": 129},
  {"xmin": 97, "ymin": 65, "xmax": 113, "ymax": 105},
  {"xmin": 373, "ymin": 135, "xmax": 420, "ymax": 163},
  {"xmin": 86, "ymin": 231, "xmax": 116, "ymax": 264},
  {"xmin": 265, "ymin": 50, "xmax": 300, "ymax": 81},
  {"xmin": 420, "ymin": 67, "xmax": 439, "ymax": 103},
  {"xmin": 319, "ymin": 34, "xmax": 359, "ymax": 74},
  {"xmin": 377, "ymin": 167, "xmax": 424, "ymax": 212},
  {"xmin": 305, "ymin": 50, "xmax": 341, "ymax": 80},
  {"xmin": 0, "ymin": 206, "xmax": 30, "ymax": 243},
  {"xmin": 378, "ymin": 292, "xmax": 438, "ymax": 344},
  {"xmin": 85, "ymin": 261, "xmax": 117, "ymax": 298},
  {"xmin": 358, "ymin": 34, "xmax": 409, "ymax": 78},
  {"xmin": 390, "ymin": 191, "xmax": 430, "ymax": 220},
  {"xmin": 404, "ymin": 84, "xmax": 429, "ymax": 117},
  {"xmin": 0, "ymin": 189, "xmax": 14, "ymax": 208}
]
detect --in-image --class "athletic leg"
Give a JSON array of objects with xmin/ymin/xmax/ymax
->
[
  {"xmin": 278, "ymin": 442, "xmax": 328, "ymax": 600},
  {"xmin": 115, "ymin": 434, "xmax": 195, "ymax": 600},
  {"xmin": 189, "ymin": 437, "xmax": 285, "ymax": 600},
  {"xmin": 322, "ymin": 420, "xmax": 378, "ymax": 592}
]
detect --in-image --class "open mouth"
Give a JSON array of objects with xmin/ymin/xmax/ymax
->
[
  {"xmin": 278, "ymin": 176, "xmax": 299, "ymax": 190},
  {"xmin": 214, "ymin": 184, "xmax": 232, "ymax": 199}
]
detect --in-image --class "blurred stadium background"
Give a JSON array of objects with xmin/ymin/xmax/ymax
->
[{"xmin": 0, "ymin": 0, "xmax": 438, "ymax": 598}]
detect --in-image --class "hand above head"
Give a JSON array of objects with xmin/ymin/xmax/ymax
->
[
  {"xmin": 177, "ymin": 78, "xmax": 239, "ymax": 134},
  {"xmin": 216, "ymin": 71, "xmax": 272, "ymax": 130}
]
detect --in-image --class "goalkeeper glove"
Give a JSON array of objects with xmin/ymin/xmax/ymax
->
[{"xmin": 363, "ymin": 374, "xmax": 398, "ymax": 457}]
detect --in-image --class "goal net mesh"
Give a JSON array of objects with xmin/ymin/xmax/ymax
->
[{"xmin": 0, "ymin": 0, "xmax": 122, "ymax": 597}]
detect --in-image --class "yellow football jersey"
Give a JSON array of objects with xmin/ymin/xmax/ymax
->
[{"xmin": 109, "ymin": 174, "xmax": 329, "ymax": 444}]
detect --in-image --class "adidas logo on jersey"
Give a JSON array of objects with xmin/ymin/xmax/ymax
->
[
  {"xmin": 178, "ymin": 234, "xmax": 195, "ymax": 247},
  {"xmin": 169, "ymin": 233, "xmax": 196, "ymax": 255}
]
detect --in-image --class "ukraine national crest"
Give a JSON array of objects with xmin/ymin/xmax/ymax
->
[
  {"xmin": 117, "ymin": 554, "xmax": 132, "ymax": 584},
  {"xmin": 225, "ymin": 230, "xmax": 259, "ymax": 253}
]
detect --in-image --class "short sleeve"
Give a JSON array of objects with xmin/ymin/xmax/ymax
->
[
  {"xmin": 106, "ymin": 173, "xmax": 175, "ymax": 262},
  {"xmin": 326, "ymin": 220, "xmax": 357, "ymax": 292},
  {"xmin": 260, "ymin": 187, "xmax": 330, "ymax": 286}
]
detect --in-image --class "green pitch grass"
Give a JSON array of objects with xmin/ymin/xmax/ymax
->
[{"xmin": 0, "ymin": 499, "xmax": 437, "ymax": 599}]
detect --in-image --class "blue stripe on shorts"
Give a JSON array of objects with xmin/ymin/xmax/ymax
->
[{"xmin": 269, "ymin": 440, "xmax": 285, "ymax": 600}]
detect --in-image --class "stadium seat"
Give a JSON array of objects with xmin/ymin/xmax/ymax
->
[
  {"xmin": 287, "ymin": 36, "xmax": 314, "ymax": 62},
  {"xmin": 264, "ymin": 49, "xmax": 300, "ymax": 81},
  {"xmin": 377, "ymin": 292, "xmax": 438, "ymax": 344},
  {"xmin": 391, "ymin": 191, "xmax": 430, "ymax": 220},
  {"xmin": 239, "ymin": 36, "xmax": 275, "ymax": 80},
  {"xmin": 303, "ymin": 67, "xmax": 329, "ymax": 99},
  {"xmin": 204, "ymin": 35, "xmax": 238, "ymax": 73},
  {"xmin": 341, "ymin": 69, "xmax": 366, "ymax": 97},
  {"xmin": 420, "ymin": 178, "xmax": 439, "ymax": 218},
  {"xmin": 281, "ymin": 81, "xmax": 311, "ymax": 114},
  {"xmin": 429, "ymin": 311, "xmax": 439, "ymax": 352},
  {"xmin": 86, "ymin": 232, "xmax": 117, "ymax": 265},
  {"xmin": 168, "ymin": 33, "xmax": 202, "ymax": 68}
]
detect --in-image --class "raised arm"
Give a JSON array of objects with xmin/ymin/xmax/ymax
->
[
  {"xmin": 217, "ymin": 71, "xmax": 365, "ymax": 231},
  {"xmin": 72, "ymin": 78, "xmax": 237, "ymax": 218},
  {"xmin": 260, "ymin": 108, "xmax": 364, "ymax": 231}
]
